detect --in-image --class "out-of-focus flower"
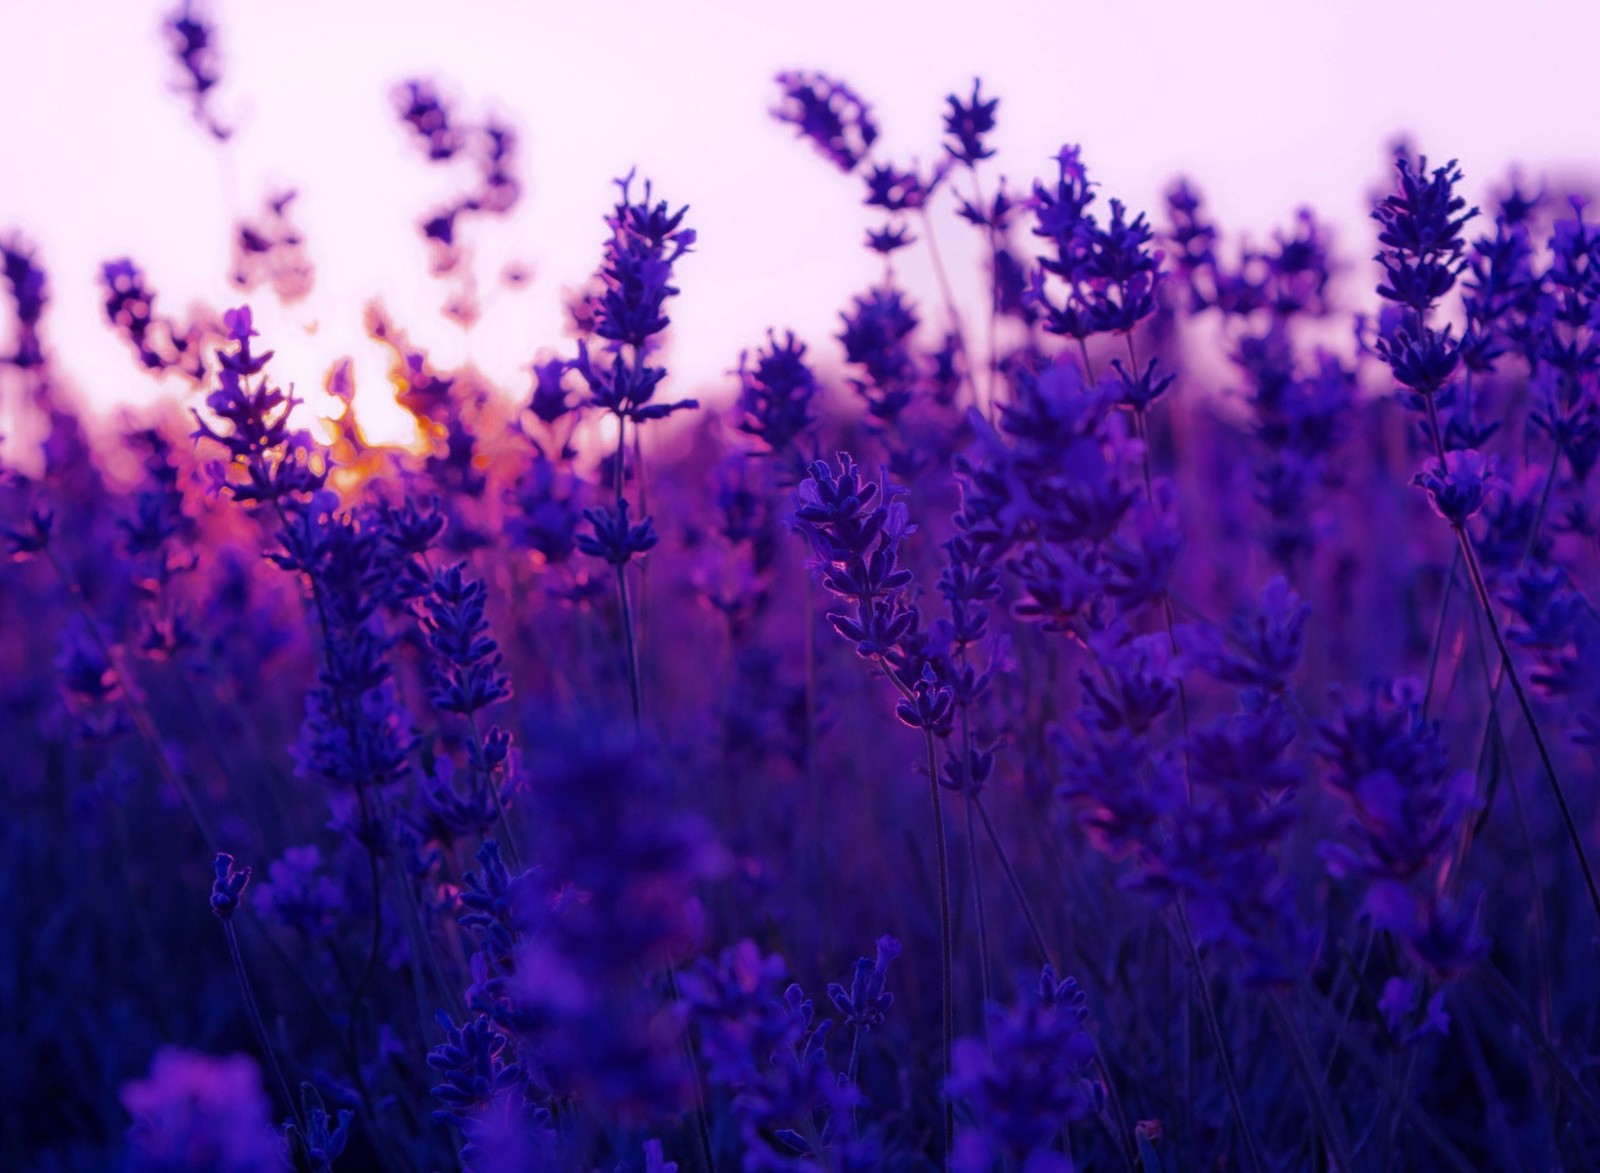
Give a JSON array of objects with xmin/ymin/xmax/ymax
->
[
  {"xmin": 943, "ymin": 78, "xmax": 998, "ymax": 168},
  {"xmin": 121, "ymin": 1049, "xmax": 277, "ymax": 1171},
  {"xmin": 948, "ymin": 966, "xmax": 1100, "ymax": 1172},
  {"xmin": 772, "ymin": 70, "xmax": 879, "ymax": 174}
]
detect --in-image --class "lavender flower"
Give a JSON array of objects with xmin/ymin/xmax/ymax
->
[
  {"xmin": 838, "ymin": 286, "xmax": 921, "ymax": 422},
  {"xmin": 1028, "ymin": 145, "xmax": 1164, "ymax": 341},
  {"xmin": 193, "ymin": 307, "xmax": 325, "ymax": 507},
  {"xmin": 121, "ymin": 1050, "xmax": 277, "ymax": 1172},
  {"xmin": 163, "ymin": 1, "xmax": 230, "ymax": 139},
  {"xmin": 947, "ymin": 967, "xmax": 1100, "ymax": 1172},
  {"xmin": 418, "ymin": 563, "xmax": 512, "ymax": 716},
  {"xmin": 210, "ymin": 852, "xmax": 251, "ymax": 920},
  {"xmin": 1372, "ymin": 153, "xmax": 1477, "ymax": 316},
  {"xmin": 827, "ymin": 935, "xmax": 902, "ymax": 1031},
  {"xmin": 1, "ymin": 236, "xmax": 47, "ymax": 369},
  {"xmin": 578, "ymin": 498, "xmax": 657, "ymax": 566},
  {"xmin": 1412, "ymin": 448, "xmax": 1500, "ymax": 526},
  {"xmin": 736, "ymin": 329, "xmax": 821, "ymax": 469},
  {"xmin": 772, "ymin": 71, "xmax": 879, "ymax": 173},
  {"xmin": 942, "ymin": 78, "xmax": 999, "ymax": 169}
]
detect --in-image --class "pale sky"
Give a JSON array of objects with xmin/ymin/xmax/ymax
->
[{"xmin": 2, "ymin": 0, "xmax": 1597, "ymax": 447}]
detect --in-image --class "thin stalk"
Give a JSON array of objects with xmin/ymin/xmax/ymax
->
[
  {"xmin": 953, "ymin": 648, "xmax": 991, "ymax": 1015},
  {"xmin": 242, "ymin": 910, "xmax": 392, "ymax": 1157},
  {"xmin": 1125, "ymin": 335, "xmax": 1194, "ymax": 794},
  {"xmin": 1269, "ymin": 994, "xmax": 1355, "ymax": 1171},
  {"xmin": 1323, "ymin": 931, "xmax": 1376, "ymax": 1085},
  {"xmin": 45, "ymin": 547, "xmax": 217, "ymax": 849},
  {"xmin": 1476, "ymin": 965, "xmax": 1600, "ymax": 1130},
  {"xmin": 1493, "ymin": 730, "xmax": 1554, "ymax": 1040},
  {"xmin": 1174, "ymin": 901, "xmax": 1266, "ymax": 1173},
  {"xmin": 1421, "ymin": 547, "xmax": 1461, "ymax": 720},
  {"xmin": 346, "ymin": 788, "xmax": 387, "ymax": 1046},
  {"xmin": 917, "ymin": 206, "xmax": 980, "ymax": 409},
  {"xmin": 224, "ymin": 920, "xmax": 303, "ymax": 1132},
  {"xmin": 975, "ymin": 787, "xmax": 1136, "ymax": 1168},
  {"xmin": 264, "ymin": 497, "xmax": 406, "ymax": 1153},
  {"xmin": 1420, "ymin": 394, "xmax": 1600, "ymax": 927},
  {"xmin": 666, "ymin": 966, "xmax": 717, "ymax": 1173},
  {"xmin": 874, "ymin": 654, "xmax": 954, "ymax": 1168},
  {"xmin": 802, "ymin": 573, "xmax": 834, "ymax": 964},
  {"xmin": 923, "ymin": 727, "xmax": 955, "ymax": 1168},
  {"xmin": 971, "ymin": 794, "xmax": 1052, "ymax": 968},
  {"xmin": 614, "ymin": 409, "xmax": 628, "ymax": 508},
  {"xmin": 965, "ymin": 796, "xmax": 992, "ymax": 1016},
  {"xmin": 615, "ymin": 561, "xmax": 643, "ymax": 731},
  {"xmin": 1454, "ymin": 519, "xmax": 1600, "ymax": 926},
  {"xmin": 1451, "ymin": 587, "xmax": 1554, "ymax": 1039},
  {"xmin": 1521, "ymin": 441, "xmax": 1563, "ymax": 567},
  {"xmin": 967, "ymin": 171, "xmax": 1002, "ymax": 419},
  {"xmin": 1309, "ymin": 988, "xmax": 1476, "ymax": 1172},
  {"xmin": 1457, "ymin": 992, "xmax": 1525, "ymax": 1169},
  {"xmin": 611, "ymin": 409, "xmax": 645, "ymax": 730},
  {"xmin": 1460, "ymin": 437, "xmax": 1564, "ymax": 826},
  {"xmin": 1125, "ymin": 333, "xmax": 1249, "ymax": 1165}
]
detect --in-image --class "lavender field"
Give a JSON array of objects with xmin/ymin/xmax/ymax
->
[{"xmin": 4, "ymin": 5, "xmax": 1600, "ymax": 1171}]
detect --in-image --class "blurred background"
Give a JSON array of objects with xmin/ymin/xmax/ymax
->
[{"xmin": 2, "ymin": 0, "xmax": 1597, "ymax": 446}]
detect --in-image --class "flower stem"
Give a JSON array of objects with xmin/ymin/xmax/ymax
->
[
  {"xmin": 615, "ymin": 560, "xmax": 643, "ymax": 731},
  {"xmin": 922, "ymin": 727, "xmax": 955, "ymax": 1169},
  {"xmin": 224, "ymin": 920, "xmax": 302, "ymax": 1131},
  {"xmin": 45, "ymin": 547, "xmax": 217, "ymax": 849},
  {"xmin": 1453, "ymin": 519, "xmax": 1600, "ymax": 926},
  {"xmin": 875, "ymin": 654, "xmax": 953, "ymax": 1167},
  {"xmin": 917, "ymin": 206, "xmax": 979, "ymax": 411},
  {"xmin": 1174, "ymin": 900, "xmax": 1265, "ymax": 1173}
]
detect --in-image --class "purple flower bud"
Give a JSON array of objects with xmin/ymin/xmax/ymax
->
[
  {"xmin": 1412, "ymin": 448, "xmax": 1499, "ymax": 526},
  {"xmin": 210, "ymin": 853, "xmax": 251, "ymax": 920},
  {"xmin": 577, "ymin": 499, "xmax": 657, "ymax": 566}
]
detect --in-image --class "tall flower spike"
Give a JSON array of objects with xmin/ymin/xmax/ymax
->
[
  {"xmin": 1372, "ymin": 152, "xmax": 1477, "ymax": 315},
  {"xmin": 595, "ymin": 173, "xmax": 695, "ymax": 351},
  {"xmin": 736, "ymin": 329, "xmax": 820, "ymax": 465},
  {"xmin": 419, "ymin": 563, "xmax": 512, "ymax": 715}
]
